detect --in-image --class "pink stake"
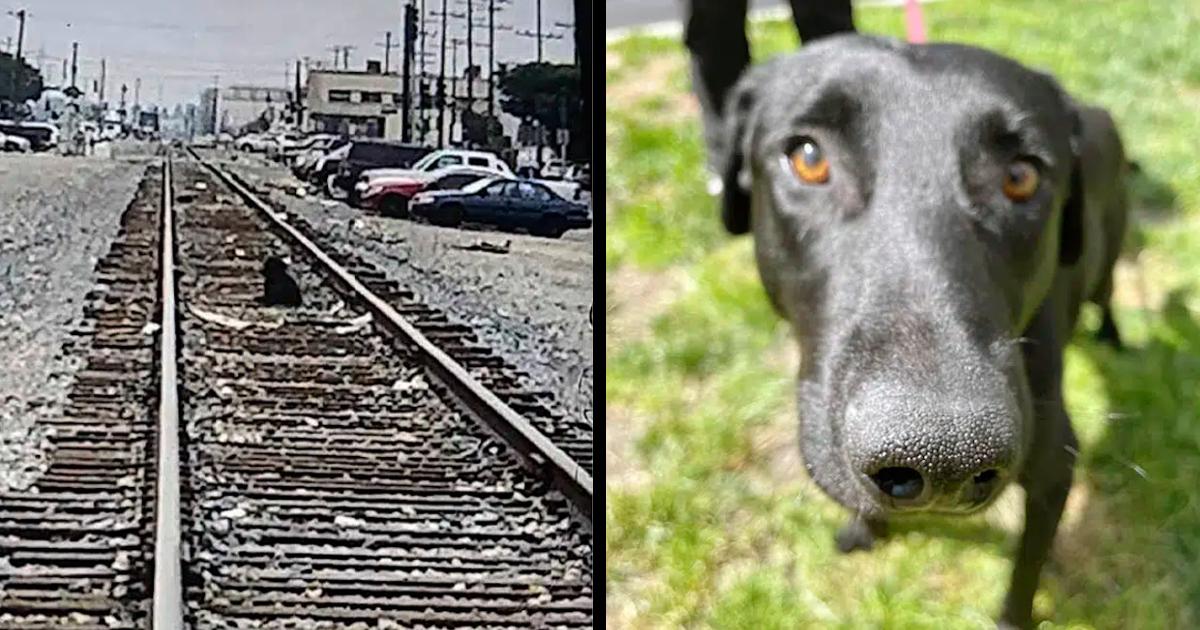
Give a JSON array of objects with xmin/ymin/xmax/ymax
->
[{"xmin": 905, "ymin": 0, "xmax": 928, "ymax": 43}]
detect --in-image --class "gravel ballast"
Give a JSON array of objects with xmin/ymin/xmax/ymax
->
[
  {"xmin": 216, "ymin": 153, "xmax": 595, "ymax": 427},
  {"xmin": 0, "ymin": 154, "xmax": 148, "ymax": 490}
]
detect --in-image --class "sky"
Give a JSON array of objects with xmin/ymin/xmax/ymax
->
[{"xmin": 0, "ymin": 0, "xmax": 577, "ymax": 109}]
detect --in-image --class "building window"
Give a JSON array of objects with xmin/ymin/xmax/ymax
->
[
  {"xmin": 361, "ymin": 92, "xmax": 383, "ymax": 103},
  {"xmin": 328, "ymin": 90, "xmax": 351, "ymax": 103}
]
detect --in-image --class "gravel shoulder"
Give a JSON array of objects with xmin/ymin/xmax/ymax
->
[
  {"xmin": 212, "ymin": 151, "xmax": 595, "ymax": 427},
  {"xmin": 0, "ymin": 153, "xmax": 149, "ymax": 490}
]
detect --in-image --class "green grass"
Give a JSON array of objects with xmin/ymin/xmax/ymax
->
[{"xmin": 605, "ymin": 1, "xmax": 1200, "ymax": 628}]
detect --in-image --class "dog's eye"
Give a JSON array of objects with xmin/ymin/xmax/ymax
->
[
  {"xmin": 789, "ymin": 138, "xmax": 830, "ymax": 184},
  {"xmin": 1002, "ymin": 160, "xmax": 1039, "ymax": 202}
]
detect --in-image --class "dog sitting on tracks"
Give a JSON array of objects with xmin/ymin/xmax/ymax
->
[
  {"xmin": 259, "ymin": 256, "xmax": 303, "ymax": 307},
  {"xmin": 718, "ymin": 35, "xmax": 1129, "ymax": 628}
]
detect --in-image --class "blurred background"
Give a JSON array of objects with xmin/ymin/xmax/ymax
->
[{"xmin": 605, "ymin": 1, "xmax": 1200, "ymax": 627}]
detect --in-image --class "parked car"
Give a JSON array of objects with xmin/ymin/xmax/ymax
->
[
  {"xmin": 192, "ymin": 134, "xmax": 218, "ymax": 148},
  {"xmin": 333, "ymin": 140, "xmax": 433, "ymax": 201},
  {"xmin": 357, "ymin": 149, "xmax": 513, "ymax": 186},
  {"xmin": 567, "ymin": 163, "xmax": 591, "ymax": 191},
  {"xmin": 541, "ymin": 159, "xmax": 570, "ymax": 180},
  {"xmin": 264, "ymin": 131, "xmax": 307, "ymax": 160},
  {"xmin": 293, "ymin": 139, "xmax": 348, "ymax": 179},
  {"xmin": 0, "ymin": 132, "xmax": 31, "ymax": 152},
  {"xmin": 234, "ymin": 133, "xmax": 274, "ymax": 152},
  {"xmin": 311, "ymin": 143, "xmax": 352, "ymax": 191},
  {"xmin": 353, "ymin": 149, "xmax": 514, "ymax": 204},
  {"xmin": 283, "ymin": 134, "xmax": 341, "ymax": 164},
  {"xmin": 409, "ymin": 177, "xmax": 592, "ymax": 238},
  {"xmin": 0, "ymin": 121, "xmax": 58, "ymax": 151},
  {"xmin": 361, "ymin": 166, "xmax": 501, "ymax": 218}
]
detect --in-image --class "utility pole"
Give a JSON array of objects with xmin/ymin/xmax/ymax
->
[
  {"xmin": 385, "ymin": 31, "xmax": 392, "ymax": 72},
  {"xmin": 70, "ymin": 42, "xmax": 78, "ymax": 89},
  {"xmin": 295, "ymin": 59, "xmax": 303, "ymax": 127},
  {"xmin": 11, "ymin": 9, "xmax": 25, "ymax": 61},
  {"xmin": 465, "ymin": 0, "xmax": 473, "ymax": 111},
  {"xmin": 536, "ymin": 0, "xmax": 542, "ymax": 62},
  {"xmin": 99, "ymin": 58, "xmax": 106, "ymax": 103},
  {"xmin": 210, "ymin": 75, "xmax": 218, "ymax": 133},
  {"xmin": 402, "ymin": 3, "xmax": 417, "ymax": 143},
  {"xmin": 419, "ymin": 0, "xmax": 427, "ymax": 144},
  {"xmin": 488, "ymin": 0, "xmax": 496, "ymax": 119},
  {"xmin": 437, "ymin": 0, "xmax": 448, "ymax": 148},
  {"xmin": 134, "ymin": 77, "xmax": 141, "ymax": 106},
  {"xmin": 574, "ymin": 0, "xmax": 590, "ymax": 163},
  {"xmin": 377, "ymin": 31, "xmax": 400, "ymax": 73},
  {"xmin": 6, "ymin": 9, "xmax": 26, "ymax": 104}
]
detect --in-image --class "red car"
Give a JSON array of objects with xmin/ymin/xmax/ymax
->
[{"xmin": 361, "ymin": 167, "xmax": 500, "ymax": 218}]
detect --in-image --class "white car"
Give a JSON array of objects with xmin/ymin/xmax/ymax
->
[
  {"xmin": 357, "ymin": 149, "xmax": 513, "ymax": 191},
  {"xmin": 541, "ymin": 159, "xmax": 569, "ymax": 180},
  {"xmin": 0, "ymin": 132, "xmax": 31, "ymax": 152},
  {"xmin": 234, "ymin": 133, "xmax": 273, "ymax": 152}
]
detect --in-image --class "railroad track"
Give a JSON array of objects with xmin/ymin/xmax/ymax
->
[{"xmin": 1, "ymin": 152, "xmax": 593, "ymax": 628}]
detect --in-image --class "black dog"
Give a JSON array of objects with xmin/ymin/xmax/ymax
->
[
  {"xmin": 260, "ymin": 256, "xmax": 303, "ymax": 307},
  {"xmin": 719, "ymin": 35, "xmax": 1128, "ymax": 628}
]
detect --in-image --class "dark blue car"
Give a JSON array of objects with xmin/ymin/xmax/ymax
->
[{"xmin": 408, "ymin": 177, "xmax": 592, "ymax": 238}]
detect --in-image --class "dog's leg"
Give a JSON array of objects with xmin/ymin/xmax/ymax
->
[
  {"xmin": 835, "ymin": 514, "xmax": 888, "ymax": 553},
  {"xmin": 1000, "ymin": 309, "xmax": 1077, "ymax": 629},
  {"xmin": 999, "ymin": 449, "xmax": 1072, "ymax": 629},
  {"xmin": 1095, "ymin": 306, "xmax": 1123, "ymax": 350}
]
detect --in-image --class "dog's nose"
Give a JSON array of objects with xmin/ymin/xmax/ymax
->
[
  {"xmin": 962, "ymin": 468, "xmax": 1003, "ymax": 506},
  {"xmin": 868, "ymin": 466, "xmax": 927, "ymax": 503},
  {"xmin": 846, "ymin": 390, "xmax": 1018, "ymax": 511},
  {"xmin": 861, "ymin": 461, "xmax": 1007, "ymax": 510}
]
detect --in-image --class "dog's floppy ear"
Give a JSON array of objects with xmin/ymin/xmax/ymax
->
[
  {"xmin": 719, "ymin": 66, "xmax": 769, "ymax": 235},
  {"xmin": 1058, "ymin": 108, "xmax": 1084, "ymax": 266}
]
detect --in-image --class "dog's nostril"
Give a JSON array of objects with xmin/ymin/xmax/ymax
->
[
  {"xmin": 869, "ymin": 467, "xmax": 925, "ymax": 501},
  {"xmin": 968, "ymin": 469, "xmax": 1002, "ymax": 504},
  {"xmin": 974, "ymin": 469, "xmax": 999, "ymax": 485}
]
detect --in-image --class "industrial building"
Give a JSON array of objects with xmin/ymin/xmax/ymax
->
[
  {"xmin": 301, "ymin": 61, "xmax": 405, "ymax": 139},
  {"xmin": 196, "ymin": 85, "xmax": 290, "ymax": 135}
]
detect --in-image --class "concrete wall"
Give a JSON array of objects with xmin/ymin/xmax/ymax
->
[{"xmin": 304, "ymin": 70, "xmax": 404, "ymax": 139}]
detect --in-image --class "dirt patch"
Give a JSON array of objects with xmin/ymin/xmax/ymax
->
[
  {"xmin": 605, "ymin": 266, "xmax": 687, "ymax": 348},
  {"xmin": 606, "ymin": 404, "xmax": 653, "ymax": 492},
  {"xmin": 1111, "ymin": 251, "xmax": 1170, "ymax": 311},
  {"xmin": 607, "ymin": 55, "xmax": 699, "ymax": 122}
]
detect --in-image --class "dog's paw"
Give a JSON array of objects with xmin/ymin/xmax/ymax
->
[{"xmin": 834, "ymin": 517, "xmax": 887, "ymax": 554}]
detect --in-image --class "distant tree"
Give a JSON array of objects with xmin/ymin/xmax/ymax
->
[
  {"xmin": 0, "ymin": 53, "xmax": 44, "ymax": 105},
  {"xmin": 498, "ymin": 62, "xmax": 585, "ymax": 160},
  {"xmin": 461, "ymin": 110, "xmax": 503, "ymax": 149}
]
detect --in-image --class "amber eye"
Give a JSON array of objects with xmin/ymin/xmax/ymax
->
[
  {"xmin": 1002, "ymin": 160, "xmax": 1039, "ymax": 202},
  {"xmin": 789, "ymin": 138, "xmax": 830, "ymax": 184}
]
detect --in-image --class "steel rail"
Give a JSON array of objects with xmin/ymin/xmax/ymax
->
[
  {"xmin": 188, "ymin": 149, "xmax": 593, "ymax": 518},
  {"xmin": 152, "ymin": 155, "xmax": 183, "ymax": 629}
]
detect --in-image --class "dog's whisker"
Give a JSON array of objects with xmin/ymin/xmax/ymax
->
[{"xmin": 1064, "ymin": 444, "xmax": 1148, "ymax": 479}]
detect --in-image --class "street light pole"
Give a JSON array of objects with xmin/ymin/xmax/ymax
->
[
  {"xmin": 465, "ymin": 0, "xmax": 473, "ymax": 111},
  {"xmin": 437, "ymin": 0, "xmax": 448, "ymax": 148},
  {"xmin": 488, "ymin": 0, "xmax": 495, "ymax": 120}
]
